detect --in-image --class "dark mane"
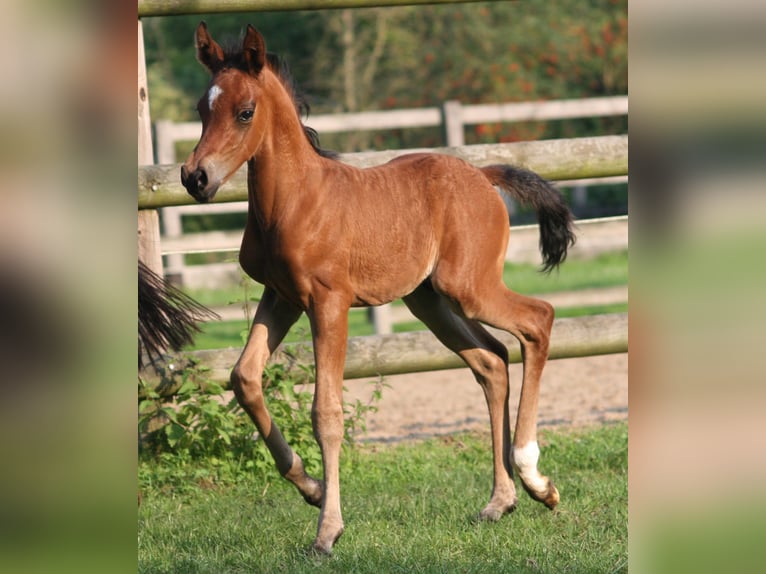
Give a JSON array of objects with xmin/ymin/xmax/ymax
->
[
  {"xmin": 218, "ymin": 38, "xmax": 338, "ymax": 160},
  {"xmin": 264, "ymin": 53, "xmax": 339, "ymax": 160}
]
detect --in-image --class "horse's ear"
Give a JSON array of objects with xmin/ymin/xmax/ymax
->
[
  {"xmin": 243, "ymin": 25, "xmax": 266, "ymax": 75},
  {"xmin": 195, "ymin": 21, "xmax": 224, "ymax": 74}
]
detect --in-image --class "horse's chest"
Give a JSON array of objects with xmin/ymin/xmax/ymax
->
[{"xmin": 238, "ymin": 224, "xmax": 312, "ymax": 304}]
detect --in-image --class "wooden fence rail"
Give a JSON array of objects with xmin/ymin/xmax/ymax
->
[
  {"xmin": 155, "ymin": 96, "xmax": 628, "ymax": 162},
  {"xmin": 139, "ymin": 134, "xmax": 627, "ymax": 208},
  {"xmin": 139, "ymin": 312, "xmax": 627, "ymax": 398},
  {"xmin": 138, "ymin": 0, "xmax": 507, "ymax": 18},
  {"xmin": 160, "ymin": 214, "xmax": 627, "ymax": 258}
]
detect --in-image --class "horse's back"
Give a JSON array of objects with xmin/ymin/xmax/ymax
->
[
  {"xmin": 334, "ymin": 152, "xmax": 510, "ymax": 304},
  {"xmin": 382, "ymin": 152, "xmax": 502, "ymax": 205},
  {"xmin": 376, "ymin": 152, "xmax": 510, "ymax": 239}
]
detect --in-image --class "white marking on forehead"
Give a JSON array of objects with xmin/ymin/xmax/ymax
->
[{"xmin": 207, "ymin": 84, "xmax": 223, "ymax": 110}]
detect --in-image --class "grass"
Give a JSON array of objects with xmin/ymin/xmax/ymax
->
[
  {"xmin": 189, "ymin": 310, "xmax": 374, "ymax": 349},
  {"xmin": 138, "ymin": 422, "xmax": 627, "ymax": 573},
  {"xmin": 185, "ymin": 250, "xmax": 628, "ymax": 350},
  {"xmin": 501, "ymin": 249, "xmax": 628, "ymax": 295}
]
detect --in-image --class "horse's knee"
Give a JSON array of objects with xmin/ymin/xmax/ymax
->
[
  {"xmin": 538, "ymin": 299, "xmax": 554, "ymax": 331},
  {"xmin": 487, "ymin": 338, "xmax": 509, "ymax": 365},
  {"xmin": 472, "ymin": 348, "xmax": 508, "ymax": 385},
  {"xmin": 311, "ymin": 400, "xmax": 344, "ymax": 443},
  {"xmin": 519, "ymin": 299, "xmax": 554, "ymax": 349},
  {"xmin": 230, "ymin": 365, "xmax": 264, "ymax": 409}
]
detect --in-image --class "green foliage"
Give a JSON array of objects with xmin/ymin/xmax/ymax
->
[{"xmin": 138, "ymin": 362, "xmax": 384, "ymax": 493}]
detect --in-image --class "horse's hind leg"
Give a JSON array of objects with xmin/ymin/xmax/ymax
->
[
  {"xmin": 498, "ymin": 291, "xmax": 560, "ymax": 509},
  {"xmin": 439, "ymin": 278, "xmax": 560, "ymax": 510},
  {"xmin": 403, "ymin": 283, "xmax": 517, "ymax": 520},
  {"xmin": 231, "ymin": 287, "xmax": 323, "ymax": 506}
]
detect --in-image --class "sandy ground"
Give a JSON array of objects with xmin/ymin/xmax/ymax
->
[{"xmin": 343, "ymin": 352, "xmax": 628, "ymax": 443}]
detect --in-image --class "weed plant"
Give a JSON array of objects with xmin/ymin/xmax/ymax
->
[{"xmin": 138, "ymin": 362, "xmax": 386, "ymax": 493}]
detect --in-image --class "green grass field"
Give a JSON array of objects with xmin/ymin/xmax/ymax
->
[
  {"xmin": 185, "ymin": 250, "xmax": 628, "ymax": 350},
  {"xmin": 138, "ymin": 422, "xmax": 627, "ymax": 573}
]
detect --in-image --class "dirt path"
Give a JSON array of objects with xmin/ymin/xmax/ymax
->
[{"xmin": 344, "ymin": 352, "xmax": 628, "ymax": 443}]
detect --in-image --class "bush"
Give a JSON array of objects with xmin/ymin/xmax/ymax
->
[{"xmin": 138, "ymin": 362, "xmax": 385, "ymax": 493}]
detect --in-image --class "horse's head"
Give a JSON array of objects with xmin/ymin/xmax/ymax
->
[{"xmin": 181, "ymin": 22, "xmax": 270, "ymax": 203}]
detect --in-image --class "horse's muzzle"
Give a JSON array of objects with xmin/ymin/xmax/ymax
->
[{"xmin": 181, "ymin": 164, "xmax": 218, "ymax": 203}]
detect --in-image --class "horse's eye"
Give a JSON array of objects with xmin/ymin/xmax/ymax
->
[{"xmin": 238, "ymin": 109, "xmax": 254, "ymax": 123}]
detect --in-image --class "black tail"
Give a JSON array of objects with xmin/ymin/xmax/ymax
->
[
  {"xmin": 138, "ymin": 261, "xmax": 218, "ymax": 367},
  {"xmin": 482, "ymin": 165, "xmax": 576, "ymax": 272}
]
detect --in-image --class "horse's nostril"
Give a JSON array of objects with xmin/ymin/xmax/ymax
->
[
  {"xmin": 181, "ymin": 166, "xmax": 209, "ymax": 197},
  {"xmin": 195, "ymin": 170, "xmax": 208, "ymax": 190}
]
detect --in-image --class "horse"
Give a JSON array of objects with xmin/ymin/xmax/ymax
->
[{"xmin": 180, "ymin": 22, "xmax": 576, "ymax": 555}]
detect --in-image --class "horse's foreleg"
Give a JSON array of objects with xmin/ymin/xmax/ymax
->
[
  {"xmin": 307, "ymin": 293, "xmax": 350, "ymax": 555},
  {"xmin": 231, "ymin": 287, "xmax": 323, "ymax": 506}
]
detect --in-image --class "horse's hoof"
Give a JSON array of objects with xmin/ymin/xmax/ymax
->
[
  {"xmin": 310, "ymin": 526, "xmax": 344, "ymax": 556},
  {"xmin": 543, "ymin": 483, "xmax": 560, "ymax": 510},
  {"xmin": 478, "ymin": 498, "xmax": 517, "ymax": 522},
  {"xmin": 522, "ymin": 478, "xmax": 559, "ymax": 510},
  {"xmin": 309, "ymin": 542, "xmax": 333, "ymax": 557}
]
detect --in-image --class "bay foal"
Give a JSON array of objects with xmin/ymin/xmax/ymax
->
[{"xmin": 181, "ymin": 22, "xmax": 576, "ymax": 554}]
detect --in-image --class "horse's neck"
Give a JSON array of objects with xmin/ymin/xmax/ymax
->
[
  {"xmin": 246, "ymin": 73, "xmax": 332, "ymax": 226},
  {"xmin": 246, "ymin": 139, "xmax": 321, "ymax": 227}
]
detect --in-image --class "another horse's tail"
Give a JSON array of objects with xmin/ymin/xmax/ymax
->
[
  {"xmin": 138, "ymin": 261, "xmax": 218, "ymax": 367},
  {"xmin": 481, "ymin": 165, "xmax": 576, "ymax": 272}
]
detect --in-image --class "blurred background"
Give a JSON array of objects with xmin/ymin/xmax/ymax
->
[
  {"xmin": 0, "ymin": 0, "xmax": 764, "ymax": 571},
  {"xmin": 630, "ymin": 1, "xmax": 766, "ymax": 572}
]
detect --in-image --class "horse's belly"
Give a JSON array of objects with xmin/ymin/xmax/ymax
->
[{"xmin": 350, "ymin": 245, "xmax": 436, "ymax": 306}]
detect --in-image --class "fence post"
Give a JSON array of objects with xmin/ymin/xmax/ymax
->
[
  {"xmin": 370, "ymin": 304, "xmax": 393, "ymax": 335},
  {"xmin": 154, "ymin": 119, "xmax": 186, "ymax": 284},
  {"xmin": 138, "ymin": 20, "xmax": 163, "ymax": 276},
  {"xmin": 154, "ymin": 120, "xmax": 176, "ymax": 165},
  {"xmin": 442, "ymin": 100, "xmax": 464, "ymax": 147},
  {"xmin": 572, "ymin": 184, "xmax": 588, "ymax": 215}
]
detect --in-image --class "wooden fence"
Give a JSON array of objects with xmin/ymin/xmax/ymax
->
[
  {"xmin": 140, "ymin": 135, "xmax": 628, "ymax": 208},
  {"xmin": 156, "ymin": 97, "xmax": 627, "ymax": 285},
  {"xmin": 154, "ymin": 96, "xmax": 628, "ymax": 163},
  {"xmin": 137, "ymin": 0, "xmax": 628, "ymax": 391},
  {"xmin": 140, "ymin": 313, "xmax": 627, "ymax": 397}
]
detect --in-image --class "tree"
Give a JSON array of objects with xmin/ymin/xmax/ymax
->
[{"xmin": 143, "ymin": 1, "xmax": 627, "ymax": 151}]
